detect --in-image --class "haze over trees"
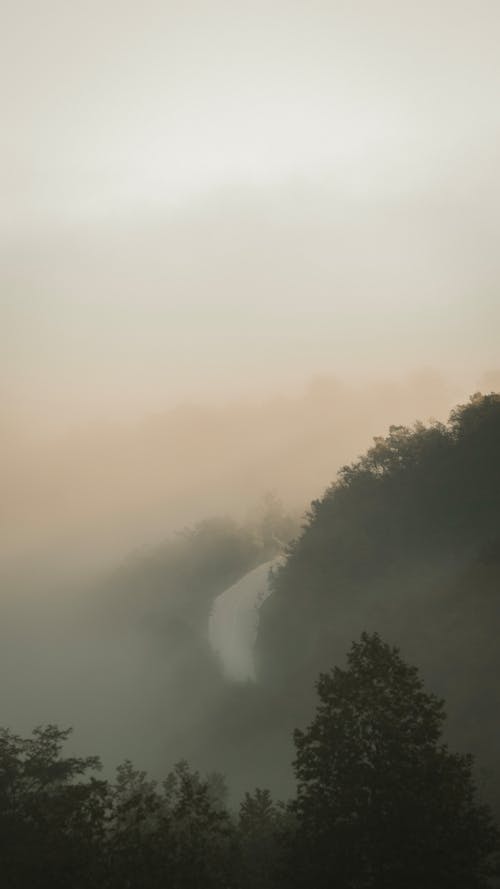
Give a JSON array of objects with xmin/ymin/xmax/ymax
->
[
  {"xmin": 1, "ymin": 373, "xmax": 459, "ymax": 574},
  {"xmin": 1, "ymin": 391, "xmax": 500, "ymax": 884},
  {"xmin": 1, "ymin": 635, "xmax": 497, "ymax": 888},
  {"xmin": 291, "ymin": 633, "xmax": 498, "ymax": 889},
  {"xmin": 256, "ymin": 393, "xmax": 500, "ymax": 804},
  {"xmin": 4, "ymin": 0, "xmax": 500, "ymax": 883}
]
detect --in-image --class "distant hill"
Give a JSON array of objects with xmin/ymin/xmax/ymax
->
[{"xmin": 94, "ymin": 501, "xmax": 297, "ymax": 784}]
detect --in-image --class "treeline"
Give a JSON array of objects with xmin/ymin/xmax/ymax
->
[
  {"xmin": 106, "ymin": 493, "xmax": 297, "ymax": 635},
  {"xmin": 93, "ymin": 497, "xmax": 298, "ymax": 785},
  {"xmin": 1, "ymin": 635, "xmax": 499, "ymax": 888},
  {"xmin": 256, "ymin": 393, "xmax": 500, "ymax": 805},
  {"xmin": 96, "ymin": 393, "xmax": 500, "ymax": 807}
]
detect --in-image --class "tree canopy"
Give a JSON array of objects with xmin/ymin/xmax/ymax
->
[
  {"xmin": 291, "ymin": 632, "xmax": 499, "ymax": 889},
  {"xmin": 0, "ymin": 636, "xmax": 498, "ymax": 887},
  {"xmin": 257, "ymin": 393, "xmax": 500, "ymax": 804}
]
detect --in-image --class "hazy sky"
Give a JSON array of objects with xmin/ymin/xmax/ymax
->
[
  {"xmin": 2, "ymin": 2, "xmax": 500, "ymax": 775},
  {"xmin": 2, "ymin": 0, "xmax": 500, "ymax": 427}
]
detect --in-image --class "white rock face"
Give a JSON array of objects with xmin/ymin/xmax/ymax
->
[{"xmin": 209, "ymin": 557, "xmax": 282, "ymax": 682}]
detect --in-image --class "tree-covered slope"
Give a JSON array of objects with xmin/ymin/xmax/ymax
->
[
  {"xmin": 88, "ymin": 501, "xmax": 297, "ymax": 784},
  {"xmin": 257, "ymin": 393, "xmax": 500, "ymax": 804},
  {"xmin": 105, "ymin": 495, "xmax": 297, "ymax": 633}
]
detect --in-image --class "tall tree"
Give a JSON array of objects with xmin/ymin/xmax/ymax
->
[
  {"xmin": 0, "ymin": 725, "xmax": 107, "ymax": 889},
  {"xmin": 291, "ymin": 632, "xmax": 499, "ymax": 889}
]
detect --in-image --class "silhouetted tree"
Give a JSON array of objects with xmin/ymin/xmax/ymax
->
[
  {"xmin": 0, "ymin": 725, "xmax": 107, "ymax": 889},
  {"xmin": 105, "ymin": 759, "xmax": 235, "ymax": 889},
  {"xmin": 237, "ymin": 787, "xmax": 291, "ymax": 889},
  {"xmin": 161, "ymin": 760, "xmax": 236, "ymax": 889},
  {"xmin": 105, "ymin": 760, "xmax": 165, "ymax": 889},
  {"xmin": 291, "ymin": 633, "xmax": 499, "ymax": 889}
]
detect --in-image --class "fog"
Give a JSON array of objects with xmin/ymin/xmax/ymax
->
[
  {"xmin": 210, "ymin": 557, "xmax": 281, "ymax": 682},
  {"xmin": 3, "ymin": 183, "xmax": 500, "ymax": 431},
  {"xmin": 1, "ymin": 0, "xmax": 500, "ymax": 793},
  {"xmin": 3, "ymin": 0, "xmax": 500, "ymax": 430},
  {"xmin": 0, "ymin": 368, "xmax": 492, "ymax": 775},
  {"xmin": 1, "ymin": 371, "xmax": 478, "ymax": 572}
]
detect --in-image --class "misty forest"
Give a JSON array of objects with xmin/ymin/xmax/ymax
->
[
  {"xmin": 2, "ymin": 393, "xmax": 500, "ymax": 887},
  {"xmin": 4, "ymin": 1, "xmax": 500, "ymax": 886}
]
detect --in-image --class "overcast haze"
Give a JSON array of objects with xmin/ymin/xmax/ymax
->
[
  {"xmin": 1, "ymin": 1, "xmax": 500, "ymax": 629},
  {"xmin": 2, "ymin": 0, "xmax": 500, "ymax": 432},
  {"xmin": 1, "ymin": 1, "xmax": 500, "ymax": 814}
]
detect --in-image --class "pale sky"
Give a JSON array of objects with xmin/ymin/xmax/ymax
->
[{"xmin": 2, "ymin": 0, "xmax": 500, "ymax": 427}]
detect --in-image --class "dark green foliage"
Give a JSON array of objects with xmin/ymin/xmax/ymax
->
[
  {"xmin": 0, "ymin": 727, "xmax": 236, "ymax": 889},
  {"xmin": 290, "ymin": 633, "xmax": 500, "ymax": 888},
  {"xmin": 159, "ymin": 761, "xmax": 236, "ymax": 889},
  {"xmin": 257, "ymin": 393, "xmax": 500, "ymax": 804},
  {"xmin": 1, "ymin": 633, "xmax": 499, "ymax": 889},
  {"xmin": 106, "ymin": 760, "xmax": 236, "ymax": 889},
  {"xmin": 105, "ymin": 760, "xmax": 165, "ymax": 889},
  {"xmin": 2, "ymin": 394, "xmax": 500, "ymax": 885},
  {"xmin": 272, "ymin": 393, "xmax": 500, "ymax": 604},
  {"xmin": 0, "ymin": 725, "xmax": 107, "ymax": 889},
  {"xmin": 237, "ymin": 788, "xmax": 292, "ymax": 889}
]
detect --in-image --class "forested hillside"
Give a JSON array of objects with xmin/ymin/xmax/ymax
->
[
  {"xmin": 91, "ymin": 500, "xmax": 298, "ymax": 781},
  {"xmin": 257, "ymin": 393, "xmax": 500, "ymax": 806},
  {"xmin": 2, "ymin": 634, "xmax": 498, "ymax": 888},
  {"xmin": 95, "ymin": 394, "xmax": 500, "ymax": 806},
  {"xmin": 106, "ymin": 496, "xmax": 296, "ymax": 636},
  {"xmin": 2, "ymin": 393, "xmax": 500, "ymax": 886}
]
